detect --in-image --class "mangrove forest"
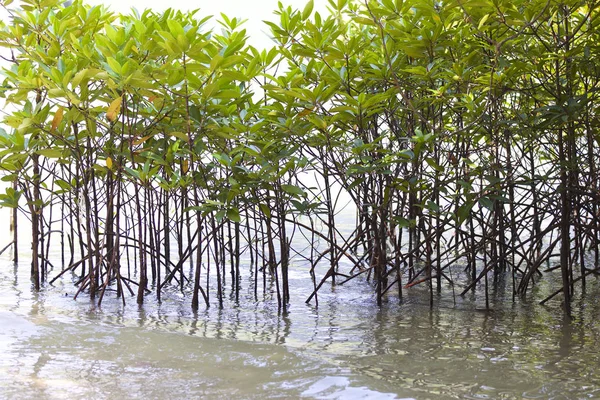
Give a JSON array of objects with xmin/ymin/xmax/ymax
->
[{"xmin": 0, "ymin": 0, "xmax": 599, "ymax": 317}]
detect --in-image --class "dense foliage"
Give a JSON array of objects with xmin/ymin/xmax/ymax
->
[{"xmin": 0, "ymin": 0, "xmax": 598, "ymax": 314}]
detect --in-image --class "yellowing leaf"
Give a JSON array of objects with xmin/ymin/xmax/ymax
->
[
  {"xmin": 106, "ymin": 96, "xmax": 122, "ymax": 122},
  {"xmin": 51, "ymin": 108, "xmax": 64, "ymax": 131},
  {"xmin": 133, "ymin": 135, "xmax": 151, "ymax": 146},
  {"xmin": 182, "ymin": 159, "xmax": 189, "ymax": 174},
  {"xmin": 298, "ymin": 108, "xmax": 313, "ymax": 117},
  {"xmin": 106, "ymin": 156, "xmax": 113, "ymax": 170}
]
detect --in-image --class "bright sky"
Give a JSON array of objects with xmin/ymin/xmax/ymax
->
[
  {"xmin": 87, "ymin": 0, "xmax": 328, "ymax": 48},
  {"xmin": 0, "ymin": 0, "xmax": 329, "ymax": 49}
]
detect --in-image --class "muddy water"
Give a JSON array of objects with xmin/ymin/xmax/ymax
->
[{"xmin": 1, "ymin": 212, "xmax": 600, "ymax": 398}]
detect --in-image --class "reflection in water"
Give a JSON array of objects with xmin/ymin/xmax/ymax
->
[{"xmin": 1, "ymin": 246, "xmax": 600, "ymax": 399}]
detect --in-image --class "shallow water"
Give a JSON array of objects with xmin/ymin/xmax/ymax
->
[
  {"xmin": 2, "ymin": 254, "xmax": 600, "ymax": 399},
  {"xmin": 1, "ymin": 210, "xmax": 600, "ymax": 399}
]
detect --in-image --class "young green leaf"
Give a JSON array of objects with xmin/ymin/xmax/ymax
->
[{"xmin": 302, "ymin": 0, "xmax": 314, "ymax": 20}]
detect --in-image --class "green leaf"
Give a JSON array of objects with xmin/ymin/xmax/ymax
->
[
  {"xmin": 227, "ymin": 207, "xmax": 241, "ymax": 223},
  {"xmin": 426, "ymin": 200, "xmax": 440, "ymax": 212},
  {"xmin": 106, "ymin": 57, "xmax": 122, "ymax": 76},
  {"xmin": 37, "ymin": 149, "xmax": 64, "ymax": 158},
  {"xmin": 425, "ymin": 158, "xmax": 444, "ymax": 173},
  {"xmin": 1, "ymin": 174, "xmax": 17, "ymax": 182},
  {"xmin": 353, "ymin": 17, "xmax": 376, "ymax": 26},
  {"xmin": 302, "ymin": 0, "xmax": 314, "ymax": 20},
  {"xmin": 55, "ymin": 179, "xmax": 72, "ymax": 191},
  {"xmin": 398, "ymin": 149, "xmax": 415, "ymax": 160},
  {"xmin": 203, "ymin": 82, "xmax": 219, "ymax": 99},
  {"xmin": 478, "ymin": 14, "xmax": 490, "ymax": 30},
  {"xmin": 281, "ymin": 184, "xmax": 305, "ymax": 197},
  {"xmin": 0, "ymin": 187, "xmax": 21, "ymax": 208},
  {"xmin": 259, "ymin": 203, "xmax": 271, "ymax": 218},
  {"xmin": 169, "ymin": 131, "xmax": 189, "ymax": 141},
  {"xmin": 213, "ymin": 153, "xmax": 231, "ymax": 166},
  {"xmin": 346, "ymin": 177, "xmax": 365, "ymax": 192},
  {"xmin": 210, "ymin": 54, "xmax": 224, "ymax": 71},
  {"xmin": 479, "ymin": 197, "xmax": 494, "ymax": 210},
  {"xmin": 307, "ymin": 115, "xmax": 327, "ymax": 130},
  {"xmin": 291, "ymin": 199, "xmax": 306, "ymax": 212},
  {"xmin": 167, "ymin": 19, "xmax": 185, "ymax": 38},
  {"xmin": 189, "ymin": 105, "xmax": 202, "ymax": 123},
  {"xmin": 215, "ymin": 209, "xmax": 226, "ymax": 221},
  {"xmin": 393, "ymin": 216, "xmax": 414, "ymax": 229},
  {"xmin": 456, "ymin": 202, "xmax": 474, "ymax": 225}
]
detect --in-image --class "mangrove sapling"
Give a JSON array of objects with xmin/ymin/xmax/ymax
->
[
  {"xmin": 161, "ymin": 184, "xmax": 169, "ymax": 299},
  {"xmin": 191, "ymin": 217, "xmax": 207, "ymax": 310},
  {"xmin": 209, "ymin": 213, "xmax": 223, "ymax": 308},
  {"xmin": 135, "ymin": 181, "xmax": 146, "ymax": 305},
  {"xmin": 147, "ymin": 186, "xmax": 158, "ymax": 286},
  {"xmin": 12, "ymin": 180, "xmax": 18, "ymax": 262}
]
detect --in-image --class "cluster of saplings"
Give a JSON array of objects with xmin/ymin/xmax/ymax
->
[{"xmin": 0, "ymin": 0, "xmax": 598, "ymax": 315}]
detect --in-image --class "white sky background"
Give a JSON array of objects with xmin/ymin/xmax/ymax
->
[
  {"xmin": 1, "ymin": 1, "xmax": 330, "ymax": 49},
  {"xmin": 87, "ymin": 0, "xmax": 329, "ymax": 49}
]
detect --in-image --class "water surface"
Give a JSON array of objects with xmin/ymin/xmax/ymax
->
[{"xmin": 2, "ymin": 250, "xmax": 599, "ymax": 400}]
